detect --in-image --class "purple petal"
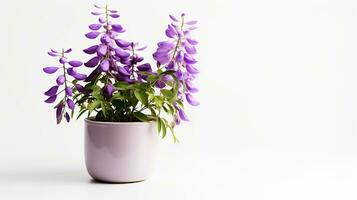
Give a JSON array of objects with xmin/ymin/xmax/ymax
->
[
  {"xmin": 166, "ymin": 61, "xmax": 175, "ymax": 70},
  {"xmin": 100, "ymin": 34, "xmax": 111, "ymax": 44},
  {"xmin": 118, "ymin": 66, "xmax": 130, "ymax": 76},
  {"xmin": 67, "ymin": 67, "xmax": 77, "ymax": 76},
  {"xmin": 43, "ymin": 67, "xmax": 59, "ymax": 74},
  {"xmin": 185, "ymin": 93, "xmax": 200, "ymax": 106},
  {"xmin": 169, "ymin": 14, "xmax": 179, "ymax": 22},
  {"xmin": 109, "ymin": 14, "xmax": 120, "ymax": 18},
  {"xmin": 56, "ymin": 75, "xmax": 65, "ymax": 85},
  {"xmin": 83, "ymin": 45, "xmax": 99, "ymax": 54},
  {"xmin": 59, "ymin": 57, "xmax": 67, "ymax": 64},
  {"xmin": 100, "ymin": 59, "xmax": 109, "ymax": 71},
  {"xmin": 175, "ymin": 70, "xmax": 184, "ymax": 80},
  {"xmin": 91, "ymin": 12, "xmax": 102, "ymax": 16},
  {"xmin": 111, "ymin": 24, "xmax": 124, "ymax": 33},
  {"xmin": 99, "ymin": 17, "xmax": 106, "ymax": 24},
  {"xmin": 84, "ymin": 56, "xmax": 100, "ymax": 68},
  {"xmin": 158, "ymin": 41, "xmax": 175, "ymax": 49},
  {"xmin": 85, "ymin": 69, "xmax": 100, "ymax": 82},
  {"xmin": 178, "ymin": 108, "xmax": 189, "ymax": 121},
  {"xmin": 186, "ymin": 20, "xmax": 198, "ymax": 25},
  {"xmin": 64, "ymin": 48, "xmax": 72, "ymax": 53},
  {"xmin": 56, "ymin": 103, "xmax": 64, "ymax": 124},
  {"xmin": 65, "ymin": 87, "xmax": 73, "ymax": 96},
  {"xmin": 137, "ymin": 63, "xmax": 152, "ymax": 72},
  {"xmin": 155, "ymin": 80, "xmax": 166, "ymax": 88},
  {"xmin": 153, "ymin": 53, "xmax": 170, "ymax": 64},
  {"xmin": 175, "ymin": 117, "xmax": 181, "ymax": 125},
  {"xmin": 65, "ymin": 112, "xmax": 70, "ymax": 122},
  {"xmin": 103, "ymin": 84, "xmax": 115, "ymax": 98},
  {"xmin": 187, "ymin": 38, "xmax": 198, "ymax": 45},
  {"xmin": 108, "ymin": 9, "xmax": 118, "ymax": 13},
  {"xmin": 44, "ymin": 95, "xmax": 57, "ymax": 103},
  {"xmin": 183, "ymin": 53, "xmax": 197, "ymax": 64},
  {"xmin": 115, "ymin": 48, "xmax": 130, "ymax": 58},
  {"xmin": 67, "ymin": 98, "xmax": 75, "ymax": 110},
  {"xmin": 188, "ymin": 26, "xmax": 198, "ymax": 30},
  {"xmin": 115, "ymin": 39, "xmax": 131, "ymax": 48},
  {"xmin": 185, "ymin": 80, "xmax": 199, "ymax": 93},
  {"xmin": 176, "ymin": 51, "xmax": 184, "ymax": 62},
  {"xmin": 136, "ymin": 46, "xmax": 147, "ymax": 51},
  {"xmin": 94, "ymin": 4, "xmax": 102, "ymax": 9},
  {"xmin": 44, "ymin": 85, "xmax": 59, "ymax": 96},
  {"xmin": 185, "ymin": 64, "xmax": 200, "ymax": 74},
  {"xmin": 89, "ymin": 24, "xmax": 102, "ymax": 30},
  {"xmin": 68, "ymin": 60, "xmax": 82, "ymax": 67},
  {"xmin": 165, "ymin": 25, "xmax": 176, "ymax": 38},
  {"xmin": 97, "ymin": 45, "xmax": 107, "ymax": 56},
  {"xmin": 50, "ymin": 49, "xmax": 58, "ymax": 53},
  {"xmin": 73, "ymin": 73, "xmax": 87, "ymax": 80},
  {"xmin": 85, "ymin": 31, "xmax": 100, "ymax": 39},
  {"xmin": 181, "ymin": 13, "xmax": 186, "ymax": 17},
  {"xmin": 75, "ymin": 84, "xmax": 84, "ymax": 92},
  {"xmin": 48, "ymin": 51, "xmax": 58, "ymax": 57},
  {"xmin": 184, "ymin": 44, "xmax": 197, "ymax": 54}
]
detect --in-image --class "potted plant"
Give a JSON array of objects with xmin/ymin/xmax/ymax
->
[{"xmin": 42, "ymin": 4, "xmax": 199, "ymax": 183}]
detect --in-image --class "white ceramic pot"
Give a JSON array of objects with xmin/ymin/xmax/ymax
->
[{"xmin": 84, "ymin": 119, "xmax": 157, "ymax": 183}]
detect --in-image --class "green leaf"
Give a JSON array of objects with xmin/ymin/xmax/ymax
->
[
  {"xmin": 149, "ymin": 107, "xmax": 157, "ymax": 117},
  {"xmin": 133, "ymin": 112, "xmax": 150, "ymax": 122},
  {"xmin": 161, "ymin": 89, "xmax": 173, "ymax": 99},
  {"xmin": 157, "ymin": 117, "xmax": 162, "ymax": 133},
  {"xmin": 101, "ymin": 102, "xmax": 108, "ymax": 117},
  {"xmin": 112, "ymin": 93, "xmax": 124, "ymax": 100},
  {"xmin": 76, "ymin": 109, "xmax": 87, "ymax": 120},
  {"xmin": 134, "ymin": 90, "xmax": 149, "ymax": 106},
  {"xmin": 161, "ymin": 120, "xmax": 167, "ymax": 139},
  {"xmin": 166, "ymin": 103, "xmax": 175, "ymax": 115},
  {"xmin": 88, "ymin": 100, "xmax": 100, "ymax": 112}
]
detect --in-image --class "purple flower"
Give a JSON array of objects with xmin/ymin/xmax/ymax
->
[
  {"xmin": 89, "ymin": 24, "xmax": 102, "ymax": 30},
  {"xmin": 85, "ymin": 31, "xmax": 100, "ymax": 39},
  {"xmin": 44, "ymin": 85, "xmax": 59, "ymax": 96},
  {"xmin": 56, "ymin": 103, "xmax": 64, "ymax": 124},
  {"xmin": 103, "ymin": 83, "xmax": 115, "ymax": 98},
  {"xmin": 67, "ymin": 98, "xmax": 75, "ymax": 110},
  {"xmin": 83, "ymin": 45, "xmax": 99, "ymax": 54},
  {"xmin": 178, "ymin": 108, "xmax": 189, "ymax": 121},
  {"xmin": 185, "ymin": 93, "xmax": 200, "ymax": 106},
  {"xmin": 100, "ymin": 60, "xmax": 110, "ymax": 72},
  {"xmin": 56, "ymin": 75, "xmax": 65, "ymax": 85},
  {"xmin": 43, "ymin": 48, "xmax": 85, "ymax": 124},
  {"xmin": 65, "ymin": 87, "xmax": 73, "ymax": 96},
  {"xmin": 44, "ymin": 95, "xmax": 57, "ymax": 103},
  {"xmin": 84, "ymin": 56, "xmax": 100, "ymax": 68},
  {"xmin": 153, "ymin": 13, "xmax": 200, "ymax": 118},
  {"xmin": 68, "ymin": 60, "xmax": 83, "ymax": 67},
  {"xmin": 43, "ymin": 67, "xmax": 59, "ymax": 74},
  {"xmin": 65, "ymin": 112, "xmax": 70, "ymax": 122}
]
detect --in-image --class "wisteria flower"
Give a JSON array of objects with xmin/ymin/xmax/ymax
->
[{"xmin": 42, "ymin": 5, "xmax": 199, "ymax": 142}]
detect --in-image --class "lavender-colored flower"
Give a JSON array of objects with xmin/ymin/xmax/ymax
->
[
  {"xmin": 103, "ymin": 83, "xmax": 115, "ymax": 98},
  {"xmin": 43, "ymin": 48, "xmax": 85, "ymax": 124},
  {"xmin": 153, "ymin": 13, "xmax": 200, "ymax": 122}
]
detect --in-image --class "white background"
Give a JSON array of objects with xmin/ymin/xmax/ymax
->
[{"xmin": 1, "ymin": 0, "xmax": 357, "ymax": 199}]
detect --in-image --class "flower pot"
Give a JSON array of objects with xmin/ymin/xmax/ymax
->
[{"xmin": 84, "ymin": 119, "xmax": 157, "ymax": 183}]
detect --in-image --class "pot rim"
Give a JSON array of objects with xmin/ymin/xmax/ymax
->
[{"xmin": 85, "ymin": 118, "xmax": 156, "ymax": 125}]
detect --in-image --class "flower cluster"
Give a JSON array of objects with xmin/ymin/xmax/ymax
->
[
  {"xmin": 43, "ymin": 49, "xmax": 85, "ymax": 123},
  {"xmin": 153, "ymin": 13, "xmax": 199, "ymax": 125},
  {"xmin": 42, "ymin": 5, "xmax": 199, "ymax": 142},
  {"xmin": 83, "ymin": 5, "xmax": 152, "ymax": 98}
]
